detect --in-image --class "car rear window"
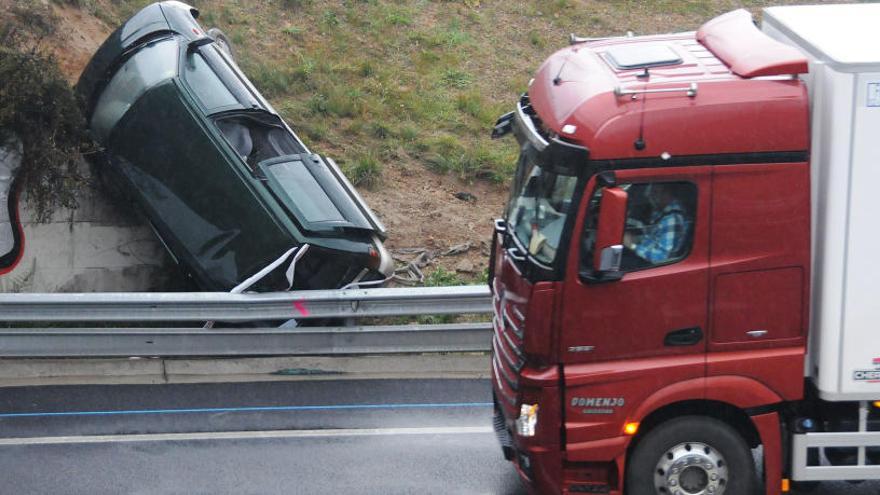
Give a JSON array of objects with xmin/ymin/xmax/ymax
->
[
  {"xmin": 259, "ymin": 154, "xmax": 374, "ymax": 233},
  {"xmin": 266, "ymin": 159, "xmax": 346, "ymax": 224}
]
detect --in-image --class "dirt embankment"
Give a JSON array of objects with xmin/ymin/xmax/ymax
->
[
  {"xmin": 361, "ymin": 164, "xmax": 507, "ymax": 282},
  {"xmin": 48, "ymin": 3, "xmax": 113, "ymax": 83}
]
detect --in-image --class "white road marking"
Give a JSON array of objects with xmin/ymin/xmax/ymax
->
[{"xmin": 0, "ymin": 426, "xmax": 495, "ymax": 446}]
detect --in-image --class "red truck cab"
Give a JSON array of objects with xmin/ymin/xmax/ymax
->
[{"xmin": 490, "ymin": 10, "xmax": 812, "ymax": 494}]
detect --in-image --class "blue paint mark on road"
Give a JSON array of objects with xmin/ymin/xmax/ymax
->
[{"xmin": 0, "ymin": 402, "xmax": 493, "ymax": 418}]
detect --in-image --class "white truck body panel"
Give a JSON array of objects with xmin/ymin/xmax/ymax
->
[{"xmin": 764, "ymin": 4, "xmax": 880, "ymax": 400}]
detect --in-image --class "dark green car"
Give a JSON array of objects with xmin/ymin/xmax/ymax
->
[{"xmin": 77, "ymin": 1, "xmax": 392, "ymax": 292}]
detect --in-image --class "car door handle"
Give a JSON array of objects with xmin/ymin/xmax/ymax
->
[{"xmin": 664, "ymin": 327, "xmax": 703, "ymax": 347}]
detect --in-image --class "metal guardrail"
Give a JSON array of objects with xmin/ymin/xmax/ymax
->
[
  {"xmin": 0, "ymin": 286, "xmax": 491, "ymax": 322},
  {"xmin": 0, "ymin": 286, "xmax": 494, "ymax": 358}
]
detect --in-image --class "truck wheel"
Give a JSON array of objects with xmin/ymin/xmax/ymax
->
[{"xmin": 626, "ymin": 416, "xmax": 758, "ymax": 495}]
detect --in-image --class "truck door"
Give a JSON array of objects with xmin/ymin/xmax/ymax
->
[{"xmin": 559, "ymin": 167, "xmax": 711, "ymax": 445}]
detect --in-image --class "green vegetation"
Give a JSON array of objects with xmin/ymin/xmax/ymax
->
[
  {"xmin": 1, "ymin": 3, "xmax": 91, "ymax": 221},
  {"xmin": 49, "ymin": 0, "xmax": 822, "ymax": 192},
  {"xmin": 347, "ymin": 154, "xmax": 382, "ymax": 189},
  {"xmin": 419, "ymin": 266, "xmax": 484, "ymax": 323},
  {"xmin": 424, "ymin": 267, "xmax": 466, "ymax": 287}
]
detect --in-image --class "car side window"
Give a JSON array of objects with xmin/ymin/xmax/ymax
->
[
  {"xmin": 581, "ymin": 181, "xmax": 696, "ymax": 272},
  {"xmin": 183, "ymin": 52, "xmax": 239, "ymax": 112},
  {"xmin": 215, "ymin": 114, "xmax": 306, "ymax": 168}
]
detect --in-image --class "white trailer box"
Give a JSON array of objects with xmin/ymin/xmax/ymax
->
[{"xmin": 763, "ymin": 4, "xmax": 880, "ymax": 400}]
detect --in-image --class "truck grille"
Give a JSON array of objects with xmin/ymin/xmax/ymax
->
[
  {"xmin": 493, "ymin": 406, "xmax": 513, "ymax": 448},
  {"xmin": 491, "ymin": 278, "xmax": 526, "ymax": 414}
]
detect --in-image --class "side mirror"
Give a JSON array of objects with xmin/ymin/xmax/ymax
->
[
  {"xmin": 592, "ymin": 186, "xmax": 628, "ymax": 273},
  {"xmin": 597, "ymin": 244, "xmax": 623, "ymax": 272},
  {"xmin": 187, "ymin": 36, "xmax": 215, "ymax": 53}
]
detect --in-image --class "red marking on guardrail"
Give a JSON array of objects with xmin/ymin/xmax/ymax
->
[{"xmin": 293, "ymin": 300, "xmax": 310, "ymax": 317}]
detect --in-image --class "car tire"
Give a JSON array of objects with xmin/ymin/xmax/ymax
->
[
  {"xmin": 626, "ymin": 416, "xmax": 758, "ymax": 495},
  {"xmin": 207, "ymin": 28, "xmax": 234, "ymax": 59}
]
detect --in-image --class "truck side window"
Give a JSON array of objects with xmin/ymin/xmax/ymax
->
[
  {"xmin": 581, "ymin": 181, "xmax": 696, "ymax": 272},
  {"xmin": 620, "ymin": 182, "xmax": 696, "ymax": 271}
]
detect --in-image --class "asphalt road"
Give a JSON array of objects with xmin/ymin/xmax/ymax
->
[
  {"xmin": 0, "ymin": 379, "xmax": 525, "ymax": 494},
  {"xmin": 0, "ymin": 379, "xmax": 876, "ymax": 494}
]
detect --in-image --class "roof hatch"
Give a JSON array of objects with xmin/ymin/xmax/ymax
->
[
  {"xmin": 697, "ymin": 9, "xmax": 808, "ymax": 78},
  {"xmin": 605, "ymin": 44, "xmax": 682, "ymax": 70}
]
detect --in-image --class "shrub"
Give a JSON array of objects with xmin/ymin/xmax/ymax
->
[{"xmin": 0, "ymin": 22, "xmax": 90, "ymax": 221}]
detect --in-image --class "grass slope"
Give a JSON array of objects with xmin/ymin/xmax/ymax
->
[
  {"xmin": 106, "ymin": 0, "xmax": 827, "ymax": 191},
  {"xmin": 54, "ymin": 0, "xmax": 848, "ymax": 285}
]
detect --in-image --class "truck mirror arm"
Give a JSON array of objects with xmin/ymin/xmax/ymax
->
[{"xmin": 491, "ymin": 112, "xmax": 515, "ymax": 139}]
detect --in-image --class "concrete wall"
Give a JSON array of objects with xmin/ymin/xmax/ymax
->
[{"xmin": 0, "ymin": 158, "xmax": 176, "ymax": 293}]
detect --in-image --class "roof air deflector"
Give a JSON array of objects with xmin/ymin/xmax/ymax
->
[{"xmin": 696, "ymin": 9, "xmax": 808, "ymax": 77}]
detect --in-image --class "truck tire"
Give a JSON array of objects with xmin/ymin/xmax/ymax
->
[{"xmin": 626, "ymin": 416, "xmax": 758, "ymax": 495}]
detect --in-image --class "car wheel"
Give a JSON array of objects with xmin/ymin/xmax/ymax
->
[
  {"xmin": 626, "ymin": 416, "xmax": 758, "ymax": 495},
  {"xmin": 207, "ymin": 28, "xmax": 234, "ymax": 59}
]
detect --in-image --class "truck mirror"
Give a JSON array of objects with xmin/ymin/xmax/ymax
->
[
  {"xmin": 593, "ymin": 186, "xmax": 628, "ymax": 273},
  {"xmin": 597, "ymin": 245, "xmax": 623, "ymax": 272}
]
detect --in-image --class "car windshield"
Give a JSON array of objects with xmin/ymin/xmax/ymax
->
[{"xmin": 506, "ymin": 144, "xmax": 579, "ymax": 266}]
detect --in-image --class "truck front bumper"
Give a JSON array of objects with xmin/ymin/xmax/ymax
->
[{"xmin": 493, "ymin": 394, "xmax": 563, "ymax": 494}]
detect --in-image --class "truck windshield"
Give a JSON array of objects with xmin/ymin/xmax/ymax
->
[{"xmin": 506, "ymin": 145, "xmax": 579, "ymax": 266}]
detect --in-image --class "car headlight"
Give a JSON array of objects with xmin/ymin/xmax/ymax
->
[{"xmin": 516, "ymin": 403, "xmax": 538, "ymax": 437}]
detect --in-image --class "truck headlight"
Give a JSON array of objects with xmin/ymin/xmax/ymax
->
[{"xmin": 516, "ymin": 403, "xmax": 538, "ymax": 437}]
